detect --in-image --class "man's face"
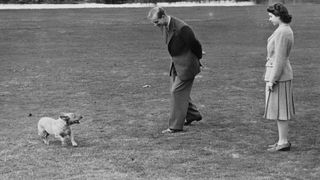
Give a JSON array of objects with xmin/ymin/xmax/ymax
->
[{"xmin": 151, "ymin": 14, "xmax": 166, "ymax": 27}]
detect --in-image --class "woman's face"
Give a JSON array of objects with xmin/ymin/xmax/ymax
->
[{"xmin": 268, "ymin": 13, "xmax": 280, "ymax": 26}]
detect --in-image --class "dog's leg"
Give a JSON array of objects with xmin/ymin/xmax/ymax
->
[
  {"xmin": 60, "ymin": 137, "xmax": 67, "ymax": 146},
  {"xmin": 42, "ymin": 138, "xmax": 49, "ymax": 145},
  {"xmin": 39, "ymin": 131, "xmax": 50, "ymax": 145},
  {"xmin": 55, "ymin": 134, "xmax": 67, "ymax": 146},
  {"xmin": 70, "ymin": 132, "xmax": 78, "ymax": 147}
]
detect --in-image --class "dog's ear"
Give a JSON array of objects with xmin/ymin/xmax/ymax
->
[{"xmin": 60, "ymin": 115, "xmax": 70, "ymax": 122}]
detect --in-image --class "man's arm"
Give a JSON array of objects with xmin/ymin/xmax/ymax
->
[{"xmin": 180, "ymin": 26, "xmax": 202, "ymax": 59}]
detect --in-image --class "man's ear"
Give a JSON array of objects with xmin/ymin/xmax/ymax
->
[{"xmin": 60, "ymin": 115, "xmax": 70, "ymax": 121}]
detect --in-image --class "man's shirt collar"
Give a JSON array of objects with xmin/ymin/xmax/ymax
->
[{"xmin": 166, "ymin": 16, "xmax": 171, "ymax": 30}]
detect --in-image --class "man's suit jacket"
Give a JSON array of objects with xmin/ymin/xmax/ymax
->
[
  {"xmin": 165, "ymin": 17, "xmax": 202, "ymax": 81},
  {"xmin": 265, "ymin": 24, "xmax": 294, "ymax": 83}
]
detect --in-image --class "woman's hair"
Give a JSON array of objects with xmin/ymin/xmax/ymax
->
[{"xmin": 267, "ymin": 3, "xmax": 292, "ymax": 23}]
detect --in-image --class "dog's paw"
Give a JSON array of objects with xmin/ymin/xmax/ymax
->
[
  {"xmin": 72, "ymin": 143, "xmax": 78, "ymax": 147},
  {"xmin": 42, "ymin": 139, "xmax": 49, "ymax": 145}
]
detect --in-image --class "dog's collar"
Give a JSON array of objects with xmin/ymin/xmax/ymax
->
[{"xmin": 58, "ymin": 118, "xmax": 71, "ymax": 126}]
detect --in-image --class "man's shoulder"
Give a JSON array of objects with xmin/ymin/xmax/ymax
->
[{"xmin": 171, "ymin": 16, "xmax": 188, "ymax": 28}]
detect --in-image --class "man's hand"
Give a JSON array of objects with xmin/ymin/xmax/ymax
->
[{"xmin": 266, "ymin": 82, "xmax": 274, "ymax": 91}]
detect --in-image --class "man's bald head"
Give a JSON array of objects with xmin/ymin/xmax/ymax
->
[
  {"xmin": 147, "ymin": 7, "xmax": 166, "ymax": 20},
  {"xmin": 147, "ymin": 7, "xmax": 168, "ymax": 27}
]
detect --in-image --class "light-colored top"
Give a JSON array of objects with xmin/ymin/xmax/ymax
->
[{"xmin": 264, "ymin": 24, "xmax": 294, "ymax": 83}]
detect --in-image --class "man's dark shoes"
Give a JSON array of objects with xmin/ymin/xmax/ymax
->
[
  {"xmin": 161, "ymin": 128, "xmax": 183, "ymax": 134},
  {"xmin": 184, "ymin": 116, "xmax": 202, "ymax": 126}
]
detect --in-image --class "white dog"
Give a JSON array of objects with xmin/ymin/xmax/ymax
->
[{"xmin": 37, "ymin": 113, "xmax": 83, "ymax": 147}]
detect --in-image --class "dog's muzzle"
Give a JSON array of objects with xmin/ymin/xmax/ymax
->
[
  {"xmin": 70, "ymin": 116, "xmax": 83, "ymax": 125},
  {"xmin": 74, "ymin": 116, "xmax": 83, "ymax": 124}
]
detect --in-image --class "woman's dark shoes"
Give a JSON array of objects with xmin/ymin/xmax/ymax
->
[
  {"xmin": 267, "ymin": 142, "xmax": 291, "ymax": 152},
  {"xmin": 268, "ymin": 142, "xmax": 278, "ymax": 148},
  {"xmin": 184, "ymin": 116, "xmax": 202, "ymax": 126}
]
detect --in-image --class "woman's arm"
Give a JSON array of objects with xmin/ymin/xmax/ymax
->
[{"xmin": 269, "ymin": 31, "xmax": 291, "ymax": 84}]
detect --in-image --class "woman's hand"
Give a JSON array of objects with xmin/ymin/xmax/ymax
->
[{"xmin": 267, "ymin": 82, "xmax": 274, "ymax": 91}]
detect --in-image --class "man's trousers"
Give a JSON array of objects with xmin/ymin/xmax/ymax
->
[{"xmin": 168, "ymin": 74, "xmax": 201, "ymax": 130}]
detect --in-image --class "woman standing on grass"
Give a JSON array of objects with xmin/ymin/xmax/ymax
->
[{"xmin": 264, "ymin": 3, "xmax": 295, "ymax": 152}]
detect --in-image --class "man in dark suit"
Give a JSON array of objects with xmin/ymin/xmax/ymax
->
[{"xmin": 147, "ymin": 7, "xmax": 203, "ymax": 133}]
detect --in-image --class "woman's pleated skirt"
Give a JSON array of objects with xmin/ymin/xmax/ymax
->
[{"xmin": 264, "ymin": 80, "xmax": 295, "ymax": 120}]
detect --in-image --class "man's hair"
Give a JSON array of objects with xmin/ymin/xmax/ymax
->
[{"xmin": 147, "ymin": 7, "xmax": 166, "ymax": 20}]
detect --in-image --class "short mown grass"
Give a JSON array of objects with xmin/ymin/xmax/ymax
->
[{"xmin": 0, "ymin": 5, "xmax": 319, "ymax": 179}]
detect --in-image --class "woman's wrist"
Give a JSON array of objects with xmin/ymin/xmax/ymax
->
[{"xmin": 267, "ymin": 82, "xmax": 273, "ymax": 86}]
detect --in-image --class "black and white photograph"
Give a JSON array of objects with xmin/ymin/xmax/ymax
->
[{"xmin": 0, "ymin": 0, "xmax": 319, "ymax": 179}]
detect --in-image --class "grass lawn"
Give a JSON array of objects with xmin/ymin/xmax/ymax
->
[{"xmin": 0, "ymin": 4, "xmax": 319, "ymax": 180}]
